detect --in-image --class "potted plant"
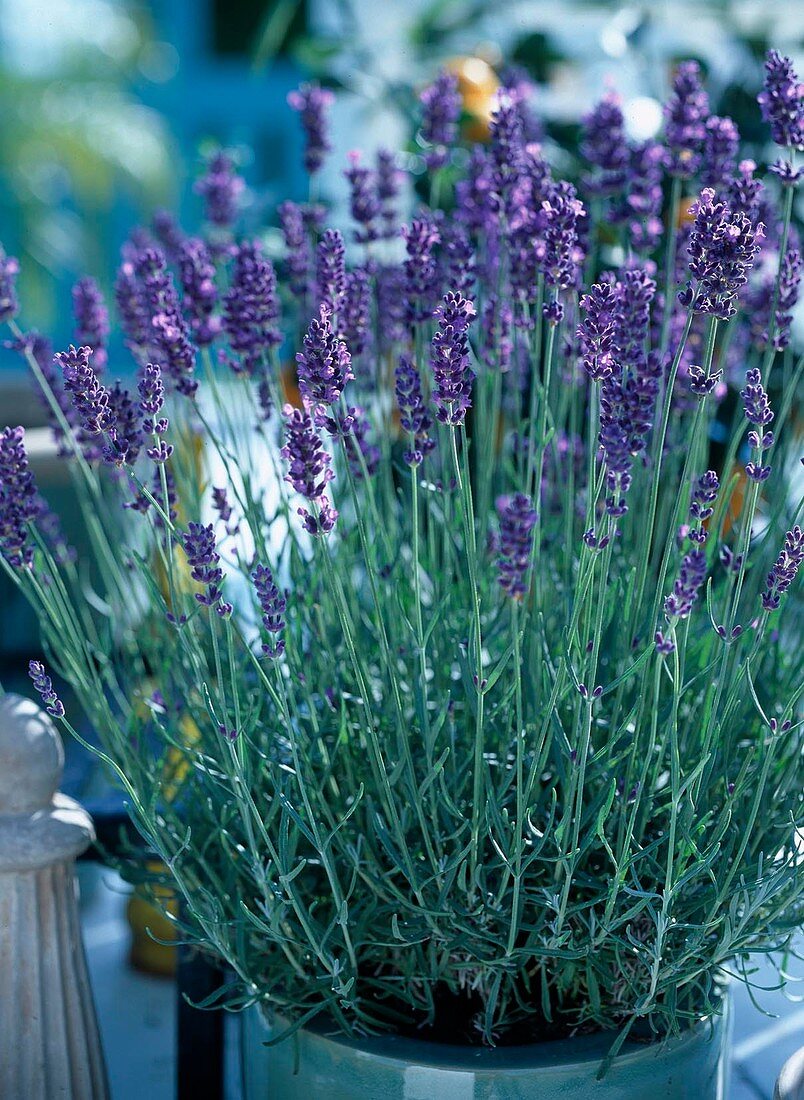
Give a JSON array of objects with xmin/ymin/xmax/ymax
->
[{"xmin": 1, "ymin": 52, "xmax": 802, "ymax": 1100}]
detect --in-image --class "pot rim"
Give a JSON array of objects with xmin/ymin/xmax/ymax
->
[{"xmin": 255, "ymin": 996, "xmax": 729, "ymax": 1074}]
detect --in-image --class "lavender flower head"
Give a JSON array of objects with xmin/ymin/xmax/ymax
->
[
  {"xmin": 758, "ymin": 50, "xmax": 804, "ymax": 150},
  {"xmin": 683, "ymin": 189, "xmax": 764, "ymax": 319},
  {"xmin": 580, "ymin": 91, "xmax": 628, "ymax": 194},
  {"xmin": 664, "ymin": 60, "xmax": 710, "ymax": 178},
  {"xmin": 402, "ymin": 215, "xmax": 441, "ymax": 324},
  {"xmin": 135, "ymin": 248, "xmax": 197, "ymax": 396},
  {"xmin": 664, "ymin": 547, "xmax": 708, "ymax": 618},
  {"xmin": 688, "ymin": 469, "xmax": 719, "ymax": 543},
  {"xmin": 578, "ymin": 282, "xmax": 617, "ymax": 381},
  {"xmin": 316, "ymin": 229, "xmax": 346, "ymax": 315},
  {"xmin": 114, "ymin": 257, "xmax": 150, "ymax": 350},
  {"xmin": 761, "ymin": 526, "xmax": 804, "ymax": 610},
  {"xmin": 178, "ymin": 237, "xmax": 220, "ymax": 346},
  {"xmin": 0, "ymin": 426, "xmax": 39, "ymax": 567},
  {"xmin": 431, "ymin": 292, "xmax": 476, "ymax": 426},
  {"xmin": 740, "ymin": 367, "xmax": 774, "ymax": 427},
  {"xmin": 420, "ymin": 70, "xmax": 462, "ymax": 171},
  {"xmin": 280, "ymin": 404, "xmax": 337, "ymax": 536},
  {"xmin": 183, "ymin": 522, "xmax": 225, "ymax": 610},
  {"xmin": 287, "ymin": 83, "xmax": 335, "ymax": 175},
  {"xmin": 540, "ymin": 183, "xmax": 584, "ymax": 290},
  {"xmin": 700, "ymin": 116, "xmax": 740, "ymax": 191},
  {"xmin": 194, "ymin": 150, "xmax": 245, "ymax": 229},
  {"xmin": 395, "ymin": 354, "xmax": 434, "ymax": 467},
  {"xmin": 252, "ymin": 563, "xmax": 286, "ymax": 658},
  {"xmin": 279, "ymin": 201, "xmax": 312, "ymax": 301},
  {"xmin": 72, "ymin": 277, "xmax": 110, "ymax": 372},
  {"xmin": 341, "ymin": 268, "xmax": 372, "ymax": 357},
  {"xmin": 489, "ymin": 89, "xmax": 525, "ymax": 201},
  {"xmin": 0, "ymin": 248, "xmax": 19, "ymax": 324},
  {"xmin": 344, "ymin": 152, "xmax": 381, "ymax": 243},
  {"xmin": 28, "ymin": 661, "xmax": 64, "ymax": 718},
  {"xmin": 497, "ymin": 493, "xmax": 537, "ymax": 599},
  {"xmin": 223, "ymin": 240, "xmax": 281, "ymax": 374},
  {"xmin": 57, "ymin": 345, "xmax": 112, "ymax": 436},
  {"xmin": 137, "ymin": 363, "xmax": 173, "ymax": 464},
  {"xmin": 296, "ymin": 305, "xmax": 354, "ymax": 415},
  {"xmin": 152, "ymin": 209, "xmax": 185, "ymax": 260}
]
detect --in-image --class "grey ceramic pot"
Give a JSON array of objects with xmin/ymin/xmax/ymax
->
[{"xmin": 241, "ymin": 997, "xmax": 731, "ymax": 1100}]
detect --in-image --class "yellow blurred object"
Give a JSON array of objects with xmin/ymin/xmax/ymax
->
[
  {"xmin": 447, "ymin": 56, "xmax": 500, "ymax": 142},
  {"xmin": 678, "ymin": 196, "xmax": 697, "ymax": 227},
  {"xmin": 126, "ymin": 861, "xmax": 178, "ymax": 977}
]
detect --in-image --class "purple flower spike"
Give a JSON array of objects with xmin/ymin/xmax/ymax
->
[
  {"xmin": 403, "ymin": 215, "xmax": 441, "ymax": 325},
  {"xmin": 57, "ymin": 345, "xmax": 112, "ymax": 436},
  {"xmin": 316, "ymin": 228, "xmax": 346, "ymax": 315},
  {"xmin": 0, "ymin": 248, "xmax": 19, "ymax": 323},
  {"xmin": 578, "ymin": 282, "xmax": 618, "ymax": 381},
  {"xmin": 296, "ymin": 305, "xmax": 354, "ymax": 414},
  {"xmin": 344, "ymin": 152, "xmax": 381, "ymax": 243},
  {"xmin": 0, "ymin": 426, "xmax": 39, "ymax": 567},
  {"xmin": 72, "ymin": 277, "xmax": 110, "ymax": 372},
  {"xmin": 762, "ymin": 526, "xmax": 804, "ymax": 610},
  {"xmin": 183, "ymin": 522, "xmax": 225, "ymax": 609},
  {"xmin": 376, "ymin": 148, "xmax": 402, "ymax": 236},
  {"xmin": 178, "ymin": 237, "xmax": 220, "ymax": 346},
  {"xmin": 223, "ymin": 240, "xmax": 282, "ymax": 375},
  {"xmin": 342, "ymin": 268, "xmax": 372, "ymax": 357},
  {"xmin": 497, "ymin": 493, "xmax": 537, "ymax": 599},
  {"xmin": 685, "ymin": 189, "xmax": 764, "ymax": 320},
  {"xmin": 252, "ymin": 563, "xmax": 286, "ymax": 658},
  {"xmin": 581, "ymin": 91, "xmax": 628, "ymax": 195},
  {"xmin": 740, "ymin": 368, "xmax": 774, "ymax": 427},
  {"xmin": 758, "ymin": 50, "xmax": 804, "ymax": 151},
  {"xmin": 664, "ymin": 547, "xmax": 708, "ymax": 619},
  {"xmin": 135, "ymin": 248, "xmax": 197, "ymax": 396},
  {"xmin": 114, "ymin": 258, "xmax": 150, "ymax": 350},
  {"xmin": 28, "ymin": 661, "xmax": 64, "ymax": 718},
  {"xmin": 663, "ymin": 60, "xmax": 710, "ymax": 178},
  {"xmin": 345, "ymin": 406, "xmax": 380, "ymax": 480},
  {"xmin": 395, "ymin": 354, "xmax": 434, "ymax": 467},
  {"xmin": 194, "ymin": 150, "xmax": 245, "ymax": 229},
  {"xmin": 152, "ymin": 209, "xmax": 185, "ymax": 260},
  {"xmin": 540, "ymin": 183, "xmax": 584, "ymax": 290},
  {"xmin": 420, "ymin": 70, "xmax": 462, "ymax": 171},
  {"xmin": 282, "ymin": 405, "xmax": 333, "ymax": 499},
  {"xmin": 431, "ymin": 292, "xmax": 476, "ymax": 426},
  {"xmin": 105, "ymin": 382, "xmax": 143, "ymax": 467},
  {"xmin": 287, "ymin": 83, "xmax": 335, "ymax": 176},
  {"xmin": 279, "ymin": 201, "xmax": 312, "ymax": 302},
  {"xmin": 489, "ymin": 90, "xmax": 525, "ymax": 200},
  {"xmin": 700, "ymin": 116, "xmax": 740, "ymax": 191}
]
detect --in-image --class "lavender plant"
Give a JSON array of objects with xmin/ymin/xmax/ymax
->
[{"xmin": 1, "ymin": 55, "xmax": 803, "ymax": 1051}]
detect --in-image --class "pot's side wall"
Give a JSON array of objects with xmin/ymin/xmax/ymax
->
[{"xmin": 241, "ymin": 1001, "xmax": 731, "ymax": 1100}]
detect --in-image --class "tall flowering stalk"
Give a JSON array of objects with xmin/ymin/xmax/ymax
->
[{"xmin": 0, "ymin": 51, "xmax": 801, "ymax": 1058}]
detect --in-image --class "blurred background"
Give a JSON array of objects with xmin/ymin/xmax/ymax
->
[{"xmin": 0, "ymin": 3, "xmax": 802, "ymax": 1097}]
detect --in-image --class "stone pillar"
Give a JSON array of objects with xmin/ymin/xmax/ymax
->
[{"xmin": 0, "ymin": 693, "xmax": 109, "ymax": 1099}]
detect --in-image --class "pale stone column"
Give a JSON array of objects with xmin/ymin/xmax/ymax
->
[{"xmin": 0, "ymin": 693, "xmax": 109, "ymax": 1099}]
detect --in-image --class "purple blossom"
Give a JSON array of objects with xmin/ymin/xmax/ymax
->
[
  {"xmin": 0, "ymin": 426, "xmax": 39, "ymax": 567},
  {"xmin": 105, "ymin": 381, "xmax": 143, "ymax": 466},
  {"xmin": 663, "ymin": 60, "xmax": 709, "ymax": 178},
  {"xmin": 194, "ymin": 151, "xmax": 245, "ymax": 229},
  {"xmin": 152, "ymin": 209, "xmax": 185, "ymax": 260},
  {"xmin": 443, "ymin": 223, "xmax": 475, "ymax": 297},
  {"xmin": 700, "ymin": 116, "xmax": 740, "ymax": 190},
  {"xmin": 114, "ymin": 257, "xmax": 150, "ymax": 350},
  {"xmin": 402, "ymin": 215, "xmax": 441, "ymax": 325},
  {"xmin": 614, "ymin": 141, "xmax": 664, "ymax": 252},
  {"xmin": 580, "ymin": 91, "xmax": 628, "ymax": 195},
  {"xmin": 72, "ymin": 277, "xmax": 110, "ymax": 372},
  {"xmin": 496, "ymin": 493, "xmax": 537, "ymax": 599},
  {"xmin": 540, "ymin": 183, "xmax": 584, "ymax": 289},
  {"xmin": 376, "ymin": 148, "xmax": 402, "ymax": 236},
  {"xmin": 761, "ymin": 526, "xmax": 804, "ymax": 610},
  {"xmin": 684, "ymin": 189, "xmax": 764, "ymax": 320},
  {"xmin": 395, "ymin": 354, "xmax": 434, "ymax": 466},
  {"xmin": 758, "ymin": 50, "xmax": 804, "ymax": 150},
  {"xmin": 296, "ymin": 305, "xmax": 354, "ymax": 414},
  {"xmin": 287, "ymin": 83, "xmax": 335, "ymax": 175},
  {"xmin": 183, "ymin": 522, "xmax": 225, "ymax": 609},
  {"xmin": 280, "ymin": 404, "xmax": 337, "ymax": 536},
  {"xmin": 489, "ymin": 90, "xmax": 525, "ymax": 203},
  {"xmin": 278, "ymin": 201, "xmax": 312, "ymax": 301},
  {"xmin": 455, "ymin": 146, "xmax": 495, "ymax": 233},
  {"xmin": 0, "ymin": 249, "xmax": 19, "ymax": 323},
  {"xmin": 223, "ymin": 240, "xmax": 281, "ymax": 374},
  {"xmin": 740, "ymin": 368, "xmax": 774, "ymax": 426},
  {"xmin": 135, "ymin": 248, "xmax": 197, "ymax": 396},
  {"xmin": 376, "ymin": 264, "xmax": 407, "ymax": 351},
  {"xmin": 57, "ymin": 345, "xmax": 112, "ymax": 436},
  {"xmin": 341, "ymin": 268, "xmax": 372, "ymax": 357},
  {"xmin": 420, "ymin": 70, "xmax": 462, "ymax": 171},
  {"xmin": 137, "ymin": 364, "xmax": 172, "ymax": 463},
  {"xmin": 316, "ymin": 229, "xmax": 346, "ymax": 315},
  {"xmin": 252, "ymin": 563, "xmax": 286, "ymax": 658},
  {"xmin": 687, "ymin": 469, "xmax": 719, "ymax": 542},
  {"xmin": 664, "ymin": 547, "xmax": 708, "ymax": 618},
  {"xmin": 178, "ymin": 237, "xmax": 220, "ymax": 346},
  {"xmin": 764, "ymin": 245, "xmax": 802, "ymax": 351},
  {"xmin": 431, "ymin": 292, "xmax": 476, "ymax": 426},
  {"xmin": 344, "ymin": 152, "xmax": 381, "ymax": 243},
  {"xmin": 578, "ymin": 282, "xmax": 618, "ymax": 381},
  {"xmin": 725, "ymin": 160, "xmax": 764, "ymax": 225},
  {"xmin": 28, "ymin": 661, "xmax": 64, "ymax": 718}
]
